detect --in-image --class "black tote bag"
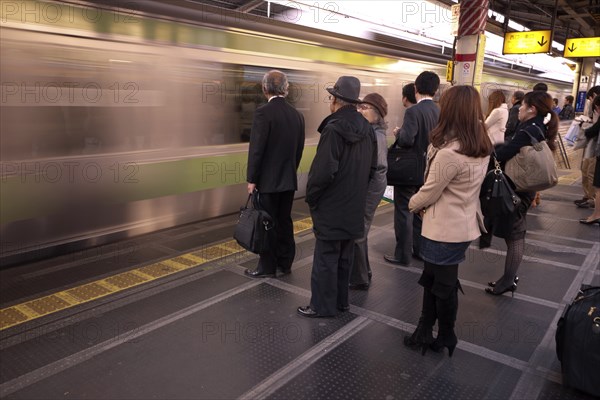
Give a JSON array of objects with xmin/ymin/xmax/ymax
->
[
  {"xmin": 233, "ymin": 191, "xmax": 274, "ymax": 254},
  {"xmin": 386, "ymin": 142, "xmax": 425, "ymax": 186},
  {"xmin": 479, "ymin": 155, "xmax": 521, "ymax": 218}
]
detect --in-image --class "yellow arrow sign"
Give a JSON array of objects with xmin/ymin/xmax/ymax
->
[
  {"xmin": 503, "ymin": 30, "xmax": 552, "ymax": 55},
  {"xmin": 563, "ymin": 37, "xmax": 600, "ymax": 58}
]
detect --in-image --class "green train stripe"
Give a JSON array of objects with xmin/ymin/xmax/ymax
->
[{"xmin": 0, "ymin": 146, "xmax": 317, "ymax": 224}]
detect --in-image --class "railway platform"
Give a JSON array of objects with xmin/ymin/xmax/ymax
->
[{"xmin": 1, "ymin": 162, "xmax": 599, "ymax": 399}]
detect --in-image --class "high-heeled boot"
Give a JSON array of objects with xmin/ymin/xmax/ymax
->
[
  {"xmin": 404, "ymin": 287, "xmax": 436, "ymax": 355},
  {"xmin": 430, "ymin": 283, "xmax": 459, "ymax": 357}
]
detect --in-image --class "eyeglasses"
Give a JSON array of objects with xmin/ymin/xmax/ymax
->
[
  {"xmin": 358, "ymin": 104, "xmax": 374, "ymax": 111},
  {"xmin": 328, "ymin": 95, "xmax": 333, "ymax": 101}
]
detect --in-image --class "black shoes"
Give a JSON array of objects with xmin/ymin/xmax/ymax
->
[
  {"xmin": 579, "ymin": 218, "xmax": 600, "ymax": 225},
  {"xmin": 485, "ymin": 283, "xmax": 517, "ymax": 297},
  {"xmin": 384, "ymin": 254, "xmax": 408, "ymax": 266},
  {"xmin": 488, "ymin": 276, "xmax": 519, "ymax": 288},
  {"xmin": 297, "ymin": 306, "xmax": 330, "ymax": 318},
  {"xmin": 430, "ymin": 333, "xmax": 458, "ymax": 357},
  {"xmin": 297, "ymin": 305, "xmax": 347, "ymax": 317},
  {"xmin": 244, "ymin": 269, "xmax": 275, "ymax": 278},
  {"xmin": 277, "ymin": 268, "xmax": 292, "ymax": 276}
]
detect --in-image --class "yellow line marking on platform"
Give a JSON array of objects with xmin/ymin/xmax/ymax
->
[
  {"xmin": 0, "ymin": 217, "xmax": 319, "ymax": 331},
  {"xmin": 558, "ymin": 171, "xmax": 580, "ymax": 185}
]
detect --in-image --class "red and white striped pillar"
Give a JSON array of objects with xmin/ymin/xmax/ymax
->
[{"xmin": 453, "ymin": 0, "xmax": 489, "ymax": 89}]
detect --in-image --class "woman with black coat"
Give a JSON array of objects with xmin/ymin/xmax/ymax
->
[{"xmin": 485, "ymin": 91, "xmax": 559, "ymax": 296}]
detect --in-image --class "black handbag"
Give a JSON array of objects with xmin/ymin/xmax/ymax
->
[
  {"xmin": 233, "ymin": 191, "xmax": 274, "ymax": 254},
  {"xmin": 386, "ymin": 142, "xmax": 425, "ymax": 186},
  {"xmin": 479, "ymin": 154, "xmax": 521, "ymax": 218}
]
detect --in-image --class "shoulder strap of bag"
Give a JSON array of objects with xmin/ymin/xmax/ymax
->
[{"xmin": 518, "ymin": 124, "xmax": 546, "ymax": 145}]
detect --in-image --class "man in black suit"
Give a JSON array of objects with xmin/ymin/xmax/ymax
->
[
  {"xmin": 297, "ymin": 76, "xmax": 376, "ymax": 318},
  {"xmin": 245, "ymin": 70, "xmax": 305, "ymax": 278},
  {"xmin": 385, "ymin": 71, "xmax": 440, "ymax": 266}
]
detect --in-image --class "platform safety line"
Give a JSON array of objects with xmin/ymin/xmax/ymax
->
[
  {"xmin": 0, "ymin": 279, "xmax": 263, "ymax": 398},
  {"xmin": 0, "ymin": 217, "xmax": 316, "ymax": 332}
]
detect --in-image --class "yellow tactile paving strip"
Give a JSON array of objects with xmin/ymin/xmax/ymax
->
[{"xmin": 0, "ymin": 217, "xmax": 321, "ymax": 331}]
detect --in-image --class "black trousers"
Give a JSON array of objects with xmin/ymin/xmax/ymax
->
[
  {"xmin": 310, "ymin": 238, "xmax": 354, "ymax": 316},
  {"xmin": 393, "ymin": 185, "xmax": 422, "ymax": 263},
  {"xmin": 255, "ymin": 191, "xmax": 295, "ymax": 274}
]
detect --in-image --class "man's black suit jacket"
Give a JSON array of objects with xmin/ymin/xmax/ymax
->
[
  {"xmin": 247, "ymin": 97, "xmax": 305, "ymax": 193},
  {"xmin": 395, "ymin": 99, "xmax": 440, "ymax": 180}
]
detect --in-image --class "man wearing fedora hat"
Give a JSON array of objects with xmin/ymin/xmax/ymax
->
[{"xmin": 298, "ymin": 76, "xmax": 377, "ymax": 318}]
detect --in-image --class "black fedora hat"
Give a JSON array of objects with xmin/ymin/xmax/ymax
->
[{"xmin": 327, "ymin": 76, "xmax": 361, "ymax": 104}]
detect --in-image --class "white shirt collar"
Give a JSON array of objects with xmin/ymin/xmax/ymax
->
[
  {"xmin": 269, "ymin": 95, "xmax": 284, "ymax": 102},
  {"xmin": 417, "ymin": 96, "xmax": 433, "ymax": 103}
]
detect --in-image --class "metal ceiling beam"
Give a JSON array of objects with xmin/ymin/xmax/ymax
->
[
  {"xmin": 558, "ymin": 0, "xmax": 593, "ymax": 33},
  {"xmin": 236, "ymin": 0, "xmax": 263, "ymax": 13}
]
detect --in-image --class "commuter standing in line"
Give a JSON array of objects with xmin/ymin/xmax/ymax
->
[
  {"xmin": 384, "ymin": 71, "xmax": 440, "ymax": 266},
  {"xmin": 559, "ymin": 95, "xmax": 575, "ymax": 120},
  {"xmin": 485, "ymin": 91, "xmax": 559, "ymax": 296},
  {"xmin": 580, "ymin": 94, "xmax": 600, "ymax": 224},
  {"xmin": 401, "ymin": 82, "xmax": 417, "ymax": 108},
  {"xmin": 298, "ymin": 76, "xmax": 376, "ymax": 317},
  {"xmin": 533, "ymin": 82, "xmax": 548, "ymax": 92},
  {"xmin": 505, "ymin": 90, "xmax": 524, "ymax": 140},
  {"xmin": 349, "ymin": 93, "xmax": 389, "ymax": 290},
  {"xmin": 575, "ymin": 86, "xmax": 600, "ymax": 209},
  {"xmin": 404, "ymin": 86, "xmax": 492, "ymax": 357},
  {"xmin": 485, "ymin": 90, "xmax": 509, "ymax": 146},
  {"xmin": 245, "ymin": 70, "xmax": 305, "ymax": 278},
  {"xmin": 552, "ymin": 98, "xmax": 561, "ymax": 114}
]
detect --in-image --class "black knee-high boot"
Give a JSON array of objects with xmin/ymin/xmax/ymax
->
[
  {"xmin": 430, "ymin": 281, "xmax": 461, "ymax": 357},
  {"xmin": 403, "ymin": 286, "xmax": 437, "ymax": 355}
]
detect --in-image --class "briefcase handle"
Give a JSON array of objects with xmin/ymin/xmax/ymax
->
[{"xmin": 244, "ymin": 189, "xmax": 264, "ymax": 211}]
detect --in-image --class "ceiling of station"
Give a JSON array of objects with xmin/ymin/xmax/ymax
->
[
  {"xmin": 188, "ymin": 0, "xmax": 598, "ymax": 58},
  {"xmin": 436, "ymin": 0, "xmax": 600, "ymax": 48}
]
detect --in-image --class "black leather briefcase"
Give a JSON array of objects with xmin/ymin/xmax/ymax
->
[{"xmin": 233, "ymin": 191, "xmax": 273, "ymax": 254}]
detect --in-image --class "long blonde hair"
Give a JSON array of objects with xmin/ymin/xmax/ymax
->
[{"xmin": 486, "ymin": 90, "xmax": 506, "ymax": 118}]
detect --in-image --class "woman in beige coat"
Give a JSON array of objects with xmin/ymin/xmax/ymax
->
[{"xmin": 404, "ymin": 86, "xmax": 493, "ymax": 357}]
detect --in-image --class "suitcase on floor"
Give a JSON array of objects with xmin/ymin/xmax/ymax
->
[{"xmin": 555, "ymin": 285, "xmax": 600, "ymax": 397}]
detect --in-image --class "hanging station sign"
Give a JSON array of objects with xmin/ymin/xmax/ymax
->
[
  {"xmin": 563, "ymin": 37, "xmax": 600, "ymax": 58},
  {"xmin": 503, "ymin": 30, "xmax": 552, "ymax": 55}
]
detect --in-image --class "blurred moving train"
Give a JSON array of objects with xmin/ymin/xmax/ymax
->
[{"xmin": 0, "ymin": 0, "xmax": 573, "ymax": 266}]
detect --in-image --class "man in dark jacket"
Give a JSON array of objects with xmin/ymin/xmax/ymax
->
[
  {"xmin": 384, "ymin": 71, "xmax": 440, "ymax": 267},
  {"xmin": 505, "ymin": 90, "xmax": 524, "ymax": 140},
  {"xmin": 245, "ymin": 70, "xmax": 305, "ymax": 278},
  {"xmin": 297, "ymin": 76, "xmax": 376, "ymax": 317}
]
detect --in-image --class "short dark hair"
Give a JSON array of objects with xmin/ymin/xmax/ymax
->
[
  {"xmin": 513, "ymin": 91, "xmax": 525, "ymax": 102},
  {"xmin": 565, "ymin": 95, "xmax": 574, "ymax": 104},
  {"xmin": 533, "ymin": 83, "xmax": 548, "ymax": 92},
  {"xmin": 415, "ymin": 71, "xmax": 440, "ymax": 97},
  {"xmin": 402, "ymin": 83, "xmax": 417, "ymax": 104}
]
